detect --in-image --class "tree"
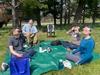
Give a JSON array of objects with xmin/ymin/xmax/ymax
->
[
  {"xmin": 74, "ymin": 0, "xmax": 85, "ymax": 24},
  {"xmin": 87, "ymin": 0, "xmax": 99, "ymax": 24},
  {"xmin": 39, "ymin": 0, "xmax": 60, "ymax": 26},
  {"xmin": 73, "ymin": 0, "xmax": 99, "ymax": 25},
  {"xmin": 2, "ymin": 0, "xmax": 23, "ymax": 27},
  {"xmin": 2, "ymin": 0, "xmax": 47, "ymax": 27},
  {"xmin": 67, "ymin": 0, "xmax": 71, "ymax": 25},
  {"xmin": 22, "ymin": 0, "xmax": 47, "ymax": 27},
  {"xmin": 60, "ymin": 0, "xmax": 63, "ymax": 26}
]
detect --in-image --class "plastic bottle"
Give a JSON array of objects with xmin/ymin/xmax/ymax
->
[
  {"xmin": 47, "ymin": 47, "xmax": 51, "ymax": 53},
  {"xmin": 39, "ymin": 45, "xmax": 43, "ymax": 52},
  {"xmin": 58, "ymin": 59, "xmax": 64, "ymax": 70}
]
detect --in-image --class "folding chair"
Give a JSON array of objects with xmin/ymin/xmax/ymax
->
[{"xmin": 47, "ymin": 24, "xmax": 55, "ymax": 37}]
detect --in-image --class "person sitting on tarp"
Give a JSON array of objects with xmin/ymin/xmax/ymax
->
[
  {"xmin": 22, "ymin": 19, "xmax": 38, "ymax": 46},
  {"xmin": 1, "ymin": 28, "xmax": 35, "ymax": 72},
  {"xmin": 66, "ymin": 25, "xmax": 81, "ymax": 45},
  {"xmin": 66, "ymin": 26, "xmax": 95, "ymax": 65}
]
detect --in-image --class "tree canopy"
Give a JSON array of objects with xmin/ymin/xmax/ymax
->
[{"xmin": 1, "ymin": 0, "xmax": 100, "ymax": 27}]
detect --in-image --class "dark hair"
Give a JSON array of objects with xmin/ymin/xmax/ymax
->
[
  {"xmin": 29, "ymin": 19, "xmax": 34, "ymax": 22},
  {"xmin": 9, "ymin": 27, "xmax": 21, "ymax": 36},
  {"xmin": 84, "ymin": 25, "xmax": 91, "ymax": 32}
]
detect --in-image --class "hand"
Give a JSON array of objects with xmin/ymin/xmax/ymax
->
[
  {"xmin": 25, "ymin": 32, "xmax": 31, "ymax": 36},
  {"xmin": 67, "ymin": 48, "xmax": 72, "ymax": 51},
  {"xmin": 30, "ymin": 34, "xmax": 34, "ymax": 37},
  {"xmin": 16, "ymin": 53, "xmax": 23, "ymax": 58}
]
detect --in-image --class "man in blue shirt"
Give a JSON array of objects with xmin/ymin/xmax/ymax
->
[
  {"xmin": 66, "ymin": 26, "xmax": 95, "ymax": 65},
  {"xmin": 22, "ymin": 19, "xmax": 38, "ymax": 45}
]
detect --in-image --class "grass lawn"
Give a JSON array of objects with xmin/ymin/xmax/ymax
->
[{"xmin": 0, "ymin": 24, "xmax": 100, "ymax": 75}]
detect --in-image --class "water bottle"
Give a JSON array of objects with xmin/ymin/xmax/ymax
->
[
  {"xmin": 39, "ymin": 45, "xmax": 43, "ymax": 52},
  {"xmin": 58, "ymin": 59, "xmax": 64, "ymax": 70},
  {"xmin": 39, "ymin": 47, "xmax": 42, "ymax": 51},
  {"xmin": 47, "ymin": 47, "xmax": 51, "ymax": 53}
]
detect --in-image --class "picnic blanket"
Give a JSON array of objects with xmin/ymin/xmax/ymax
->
[{"xmin": 0, "ymin": 41, "xmax": 100, "ymax": 75}]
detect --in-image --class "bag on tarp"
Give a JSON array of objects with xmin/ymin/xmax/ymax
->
[
  {"xmin": 10, "ymin": 57, "xmax": 30, "ymax": 75},
  {"xmin": 51, "ymin": 40, "xmax": 62, "ymax": 46}
]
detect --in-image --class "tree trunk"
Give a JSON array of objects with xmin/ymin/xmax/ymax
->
[
  {"xmin": 68, "ymin": 9, "xmax": 70, "ymax": 25},
  {"xmin": 82, "ymin": 14, "xmax": 85, "ymax": 24},
  {"xmin": 12, "ymin": 0, "xmax": 19, "ymax": 28},
  {"xmin": 16, "ymin": 17, "xmax": 20, "ymax": 27},
  {"xmin": 82, "ymin": 3, "xmax": 85, "ymax": 24},
  {"xmin": 74, "ymin": 0, "xmax": 84, "ymax": 24},
  {"xmin": 64, "ymin": 0, "xmax": 67, "ymax": 25},
  {"xmin": 68, "ymin": 0, "xmax": 70, "ymax": 25},
  {"xmin": 54, "ymin": 15, "xmax": 56, "ymax": 26},
  {"xmin": 92, "ymin": 0, "xmax": 97, "ymax": 25},
  {"xmin": 64, "ymin": 12, "xmax": 67, "ymax": 25},
  {"xmin": 12, "ymin": 0, "xmax": 16, "ymax": 27},
  {"xmin": 19, "ymin": 18, "xmax": 22, "ymax": 28},
  {"xmin": 35, "ymin": 9, "xmax": 41, "ymax": 27},
  {"xmin": 53, "ymin": 0, "xmax": 56, "ymax": 26},
  {"xmin": 36, "ymin": 18, "xmax": 41, "ymax": 27},
  {"xmin": 92, "ymin": 11, "xmax": 96, "ymax": 24},
  {"xmin": 60, "ymin": 0, "xmax": 63, "ymax": 26}
]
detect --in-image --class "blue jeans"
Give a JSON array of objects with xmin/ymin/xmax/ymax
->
[
  {"xmin": 5, "ymin": 48, "xmax": 36, "ymax": 64},
  {"xmin": 61, "ymin": 41, "xmax": 79, "ymax": 49},
  {"xmin": 66, "ymin": 52, "xmax": 93, "ymax": 64}
]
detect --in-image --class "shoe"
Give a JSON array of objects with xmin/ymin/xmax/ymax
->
[
  {"xmin": 1, "ymin": 62, "xmax": 9, "ymax": 71},
  {"xmin": 63, "ymin": 60, "xmax": 72, "ymax": 69},
  {"xmin": 23, "ymin": 44, "xmax": 28, "ymax": 48}
]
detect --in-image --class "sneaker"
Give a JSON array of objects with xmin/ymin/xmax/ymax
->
[
  {"xmin": 63, "ymin": 60, "xmax": 72, "ymax": 69},
  {"xmin": 23, "ymin": 44, "xmax": 28, "ymax": 48},
  {"xmin": 1, "ymin": 62, "xmax": 9, "ymax": 71}
]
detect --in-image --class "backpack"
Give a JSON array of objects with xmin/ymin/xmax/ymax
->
[{"xmin": 51, "ymin": 40, "xmax": 62, "ymax": 46}]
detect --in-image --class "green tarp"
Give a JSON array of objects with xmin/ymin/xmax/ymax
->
[{"xmin": 0, "ymin": 41, "xmax": 100, "ymax": 75}]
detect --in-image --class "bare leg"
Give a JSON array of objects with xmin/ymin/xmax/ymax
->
[
  {"xmin": 33, "ymin": 33, "xmax": 38, "ymax": 44},
  {"xmin": 24, "ymin": 33, "xmax": 31, "ymax": 44}
]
